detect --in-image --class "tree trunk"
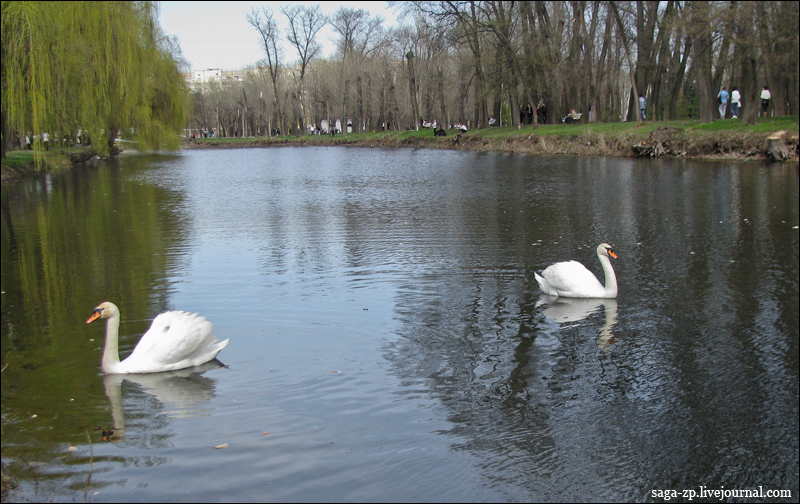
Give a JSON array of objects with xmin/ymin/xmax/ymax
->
[
  {"xmin": 406, "ymin": 51, "xmax": 421, "ymax": 130},
  {"xmin": 689, "ymin": 2, "xmax": 714, "ymax": 123},
  {"xmin": 609, "ymin": 1, "xmax": 641, "ymax": 121}
]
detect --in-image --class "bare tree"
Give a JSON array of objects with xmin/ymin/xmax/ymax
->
[
  {"xmin": 756, "ymin": 1, "xmax": 799, "ymax": 116},
  {"xmin": 331, "ymin": 6, "xmax": 388, "ymax": 57},
  {"xmin": 189, "ymin": 0, "xmax": 797, "ymax": 138},
  {"xmin": 609, "ymin": 1, "xmax": 641, "ymax": 121},
  {"xmin": 247, "ymin": 6, "xmax": 285, "ymax": 135},
  {"xmin": 330, "ymin": 6, "xmax": 389, "ymax": 132},
  {"xmin": 281, "ymin": 3, "xmax": 327, "ymax": 134},
  {"xmin": 733, "ymin": 1, "xmax": 761, "ymax": 125},
  {"xmin": 409, "ymin": 1, "xmax": 491, "ymax": 128},
  {"xmin": 688, "ymin": 1, "xmax": 715, "ymax": 123}
]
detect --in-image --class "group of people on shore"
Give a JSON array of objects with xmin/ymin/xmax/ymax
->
[
  {"xmin": 636, "ymin": 85, "xmax": 773, "ymax": 122},
  {"xmin": 189, "ymin": 128, "xmax": 216, "ymax": 140},
  {"xmin": 717, "ymin": 85, "xmax": 772, "ymax": 119},
  {"xmin": 717, "ymin": 87, "xmax": 740, "ymax": 119},
  {"xmin": 14, "ymin": 131, "xmax": 90, "ymax": 150},
  {"xmin": 517, "ymin": 102, "xmax": 549, "ymax": 125}
]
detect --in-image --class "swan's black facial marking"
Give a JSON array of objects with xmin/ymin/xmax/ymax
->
[{"xmin": 87, "ymin": 307, "xmax": 105, "ymax": 324}]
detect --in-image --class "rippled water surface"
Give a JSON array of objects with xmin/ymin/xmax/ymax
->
[{"xmin": 2, "ymin": 147, "xmax": 798, "ymax": 502}]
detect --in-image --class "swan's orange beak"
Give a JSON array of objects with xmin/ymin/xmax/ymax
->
[
  {"xmin": 608, "ymin": 250, "xmax": 618, "ymax": 259},
  {"xmin": 86, "ymin": 309, "xmax": 102, "ymax": 324}
]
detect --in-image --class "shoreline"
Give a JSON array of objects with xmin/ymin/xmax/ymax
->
[
  {"xmin": 3, "ymin": 122, "xmax": 798, "ymax": 186},
  {"xmin": 181, "ymin": 125, "xmax": 799, "ymax": 162}
]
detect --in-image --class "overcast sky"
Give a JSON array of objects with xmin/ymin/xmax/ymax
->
[{"xmin": 158, "ymin": 1, "xmax": 400, "ymax": 71}]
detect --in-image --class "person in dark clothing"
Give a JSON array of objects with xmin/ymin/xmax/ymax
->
[{"xmin": 537, "ymin": 102, "xmax": 548, "ymax": 124}]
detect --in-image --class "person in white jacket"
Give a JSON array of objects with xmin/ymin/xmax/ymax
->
[
  {"xmin": 731, "ymin": 88, "xmax": 741, "ymax": 119},
  {"xmin": 638, "ymin": 94, "xmax": 647, "ymax": 120},
  {"xmin": 760, "ymin": 86, "xmax": 771, "ymax": 117}
]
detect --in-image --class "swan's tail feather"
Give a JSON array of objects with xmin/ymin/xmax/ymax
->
[{"xmin": 211, "ymin": 338, "xmax": 230, "ymax": 354}]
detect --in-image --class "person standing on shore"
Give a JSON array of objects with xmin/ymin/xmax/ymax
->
[
  {"xmin": 730, "ymin": 87, "xmax": 741, "ymax": 118},
  {"xmin": 760, "ymin": 86, "xmax": 771, "ymax": 117},
  {"xmin": 638, "ymin": 94, "xmax": 647, "ymax": 120},
  {"xmin": 537, "ymin": 102, "xmax": 547, "ymax": 125},
  {"xmin": 717, "ymin": 87, "xmax": 729, "ymax": 119}
]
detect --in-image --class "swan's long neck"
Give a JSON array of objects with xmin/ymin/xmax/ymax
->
[
  {"xmin": 102, "ymin": 314, "xmax": 122, "ymax": 373},
  {"xmin": 598, "ymin": 252, "xmax": 618, "ymax": 298}
]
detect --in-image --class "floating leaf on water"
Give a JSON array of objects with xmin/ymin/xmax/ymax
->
[
  {"xmin": 68, "ymin": 446, "xmax": 78, "ymax": 451},
  {"xmin": 261, "ymin": 432, "xmax": 271, "ymax": 436},
  {"xmin": 214, "ymin": 443, "xmax": 229, "ymax": 449},
  {"xmin": 330, "ymin": 370, "xmax": 342, "ymax": 373}
]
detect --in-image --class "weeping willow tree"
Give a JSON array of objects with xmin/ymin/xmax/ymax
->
[{"xmin": 1, "ymin": 1, "xmax": 189, "ymax": 167}]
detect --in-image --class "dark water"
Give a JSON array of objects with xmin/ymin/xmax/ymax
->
[{"xmin": 1, "ymin": 148, "xmax": 797, "ymax": 502}]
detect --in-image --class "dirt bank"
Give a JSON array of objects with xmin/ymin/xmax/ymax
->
[
  {"xmin": 182, "ymin": 127, "xmax": 799, "ymax": 162},
  {"xmin": 1, "ymin": 162, "xmax": 37, "ymax": 185}
]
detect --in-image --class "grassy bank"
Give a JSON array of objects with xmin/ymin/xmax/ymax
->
[
  {"xmin": 3, "ymin": 117, "xmax": 798, "ymax": 185},
  {"xmin": 0, "ymin": 148, "xmax": 83, "ymax": 185},
  {"xmin": 184, "ymin": 116, "xmax": 799, "ymax": 161}
]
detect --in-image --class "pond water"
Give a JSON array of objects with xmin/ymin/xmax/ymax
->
[{"xmin": 1, "ymin": 147, "xmax": 798, "ymax": 502}]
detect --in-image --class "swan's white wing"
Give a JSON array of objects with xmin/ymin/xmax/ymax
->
[
  {"xmin": 125, "ymin": 311, "xmax": 219, "ymax": 369},
  {"xmin": 540, "ymin": 261, "xmax": 604, "ymax": 297}
]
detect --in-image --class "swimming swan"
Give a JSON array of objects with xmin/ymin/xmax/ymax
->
[
  {"xmin": 87, "ymin": 301, "xmax": 229, "ymax": 374},
  {"xmin": 534, "ymin": 243, "xmax": 618, "ymax": 298}
]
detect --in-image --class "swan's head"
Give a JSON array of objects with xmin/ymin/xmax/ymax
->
[
  {"xmin": 86, "ymin": 302, "xmax": 119, "ymax": 324},
  {"xmin": 598, "ymin": 243, "xmax": 618, "ymax": 259}
]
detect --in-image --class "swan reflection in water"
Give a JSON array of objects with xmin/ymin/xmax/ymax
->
[
  {"xmin": 102, "ymin": 361, "xmax": 225, "ymax": 443},
  {"xmin": 536, "ymin": 295, "xmax": 618, "ymax": 349}
]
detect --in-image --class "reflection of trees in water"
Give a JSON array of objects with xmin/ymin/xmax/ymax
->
[
  {"xmin": 1, "ymin": 155, "xmax": 195, "ymax": 455},
  {"xmin": 384, "ymin": 271, "xmax": 636, "ymax": 501},
  {"xmin": 1, "ymin": 156, "xmax": 202, "ymax": 500},
  {"xmin": 3, "ymin": 363, "xmax": 224, "ymax": 501}
]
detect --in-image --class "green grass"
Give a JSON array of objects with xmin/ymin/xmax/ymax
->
[
  {"xmin": 2, "ymin": 147, "xmax": 85, "ymax": 174},
  {"xmin": 2, "ymin": 150, "xmax": 36, "ymax": 168},
  {"xmin": 183, "ymin": 116, "xmax": 797, "ymax": 147}
]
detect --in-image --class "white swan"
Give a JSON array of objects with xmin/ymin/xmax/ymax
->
[
  {"xmin": 86, "ymin": 301, "xmax": 230, "ymax": 374},
  {"xmin": 534, "ymin": 243, "xmax": 618, "ymax": 298}
]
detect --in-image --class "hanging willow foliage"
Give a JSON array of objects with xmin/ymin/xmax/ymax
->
[{"xmin": 2, "ymin": 1, "xmax": 189, "ymax": 167}]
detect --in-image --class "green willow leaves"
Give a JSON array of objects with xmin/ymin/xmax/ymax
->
[{"xmin": 1, "ymin": 1, "xmax": 189, "ymax": 166}]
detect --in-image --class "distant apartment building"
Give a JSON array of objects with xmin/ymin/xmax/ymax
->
[{"xmin": 183, "ymin": 68, "xmax": 246, "ymax": 91}]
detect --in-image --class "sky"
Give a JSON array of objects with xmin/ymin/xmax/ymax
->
[{"xmin": 158, "ymin": 1, "xmax": 401, "ymax": 72}]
